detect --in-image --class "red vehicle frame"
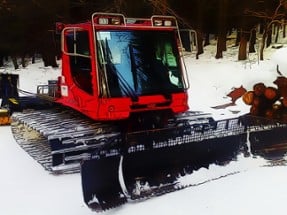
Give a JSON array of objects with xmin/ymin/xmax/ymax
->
[{"xmin": 56, "ymin": 13, "xmax": 189, "ymax": 121}]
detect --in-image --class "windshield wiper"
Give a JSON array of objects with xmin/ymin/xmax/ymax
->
[{"xmin": 103, "ymin": 40, "xmax": 138, "ymax": 101}]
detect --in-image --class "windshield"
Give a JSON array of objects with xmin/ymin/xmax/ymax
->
[{"xmin": 96, "ymin": 30, "xmax": 184, "ymax": 98}]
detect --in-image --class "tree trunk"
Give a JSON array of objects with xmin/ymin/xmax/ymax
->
[
  {"xmin": 238, "ymin": 36, "xmax": 247, "ymax": 60},
  {"xmin": 235, "ymin": 30, "xmax": 240, "ymax": 46},
  {"xmin": 249, "ymin": 29, "xmax": 256, "ymax": 53},
  {"xmin": 204, "ymin": 33, "xmax": 210, "ymax": 46},
  {"xmin": 215, "ymin": 36, "xmax": 225, "ymax": 59},
  {"xmin": 215, "ymin": 0, "xmax": 227, "ymax": 59},
  {"xmin": 266, "ymin": 29, "xmax": 272, "ymax": 47},
  {"xmin": 260, "ymin": 31, "xmax": 266, "ymax": 61},
  {"xmin": 275, "ymin": 24, "xmax": 280, "ymax": 43},
  {"xmin": 195, "ymin": 0, "xmax": 204, "ymax": 58},
  {"xmin": 21, "ymin": 55, "xmax": 26, "ymax": 68},
  {"xmin": 0, "ymin": 55, "xmax": 4, "ymax": 67},
  {"xmin": 283, "ymin": 22, "xmax": 286, "ymax": 38},
  {"xmin": 11, "ymin": 56, "xmax": 19, "ymax": 70},
  {"xmin": 32, "ymin": 54, "xmax": 35, "ymax": 64},
  {"xmin": 259, "ymin": 22, "xmax": 265, "ymax": 34},
  {"xmin": 42, "ymin": 53, "xmax": 58, "ymax": 68},
  {"xmin": 196, "ymin": 30, "xmax": 204, "ymax": 59}
]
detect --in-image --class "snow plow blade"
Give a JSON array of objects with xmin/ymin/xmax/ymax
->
[
  {"xmin": 241, "ymin": 114, "xmax": 287, "ymax": 164},
  {"xmin": 81, "ymin": 155, "xmax": 127, "ymax": 212},
  {"xmin": 81, "ymin": 116, "xmax": 248, "ymax": 211}
]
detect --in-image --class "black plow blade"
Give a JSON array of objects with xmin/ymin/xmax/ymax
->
[
  {"xmin": 80, "ymin": 117, "xmax": 249, "ymax": 211},
  {"xmin": 81, "ymin": 155, "xmax": 127, "ymax": 212},
  {"xmin": 122, "ymin": 132, "xmax": 248, "ymax": 200},
  {"xmin": 250, "ymin": 127, "xmax": 287, "ymax": 160},
  {"xmin": 242, "ymin": 114, "xmax": 287, "ymax": 164}
]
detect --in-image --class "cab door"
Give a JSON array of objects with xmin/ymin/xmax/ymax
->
[{"xmin": 63, "ymin": 28, "xmax": 93, "ymax": 95}]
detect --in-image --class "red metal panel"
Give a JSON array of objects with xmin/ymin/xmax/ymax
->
[{"xmin": 56, "ymin": 13, "xmax": 189, "ymax": 121}]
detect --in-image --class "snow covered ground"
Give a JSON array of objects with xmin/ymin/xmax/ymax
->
[{"xmin": 1, "ymin": 38, "xmax": 287, "ymax": 215}]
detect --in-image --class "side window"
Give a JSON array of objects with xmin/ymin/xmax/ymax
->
[
  {"xmin": 155, "ymin": 41, "xmax": 177, "ymax": 67},
  {"xmin": 65, "ymin": 29, "xmax": 93, "ymax": 95},
  {"xmin": 154, "ymin": 39, "xmax": 182, "ymax": 88}
]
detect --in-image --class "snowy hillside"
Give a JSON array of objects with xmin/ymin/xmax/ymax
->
[{"xmin": 1, "ymin": 38, "xmax": 287, "ymax": 215}]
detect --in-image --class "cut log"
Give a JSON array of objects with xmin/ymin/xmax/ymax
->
[
  {"xmin": 264, "ymin": 87, "xmax": 279, "ymax": 101},
  {"xmin": 253, "ymin": 82, "xmax": 266, "ymax": 96},
  {"xmin": 281, "ymin": 97, "xmax": 287, "ymax": 108},
  {"xmin": 274, "ymin": 76, "xmax": 287, "ymax": 98},
  {"xmin": 242, "ymin": 91, "xmax": 254, "ymax": 105}
]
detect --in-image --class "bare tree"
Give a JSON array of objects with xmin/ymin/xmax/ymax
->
[
  {"xmin": 283, "ymin": 20, "xmax": 287, "ymax": 38},
  {"xmin": 238, "ymin": 30, "xmax": 249, "ymax": 60},
  {"xmin": 215, "ymin": 0, "xmax": 228, "ymax": 59},
  {"xmin": 149, "ymin": 0, "xmax": 168, "ymax": 14},
  {"xmin": 148, "ymin": 0, "xmax": 192, "ymax": 27},
  {"xmin": 245, "ymin": 0, "xmax": 287, "ymax": 60},
  {"xmin": 148, "ymin": 0, "xmax": 208, "ymax": 58},
  {"xmin": 111, "ymin": 0, "xmax": 127, "ymax": 13},
  {"xmin": 249, "ymin": 28, "xmax": 257, "ymax": 53}
]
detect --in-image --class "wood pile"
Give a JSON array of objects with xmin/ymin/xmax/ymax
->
[{"xmin": 242, "ymin": 76, "xmax": 287, "ymax": 120}]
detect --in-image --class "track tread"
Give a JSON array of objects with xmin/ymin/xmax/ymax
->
[{"xmin": 11, "ymin": 107, "xmax": 121, "ymax": 174}]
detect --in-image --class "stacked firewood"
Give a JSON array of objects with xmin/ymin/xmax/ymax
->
[{"xmin": 242, "ymin": 76, "xmax": 287, "ymax": 120}]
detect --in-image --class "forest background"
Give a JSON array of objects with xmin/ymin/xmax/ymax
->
[{"xmin": 0, "ymin": 0, "xmax": 287, "ymax": 69}]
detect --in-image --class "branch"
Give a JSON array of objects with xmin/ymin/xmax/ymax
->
[
  {"xmin": 245, "ymin": 0, "xmax": 287, "ymax": 23},
  {"xmin": 147, "ymin": 0, "xmax": 193, "ymax": 29},
  {"xmin": 272, "ymin": 0, "xmax": 287, "ymax": 19},
  {"xmin": 244, "ymin": 9, "xmax": 268, "ymax": 19}
]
